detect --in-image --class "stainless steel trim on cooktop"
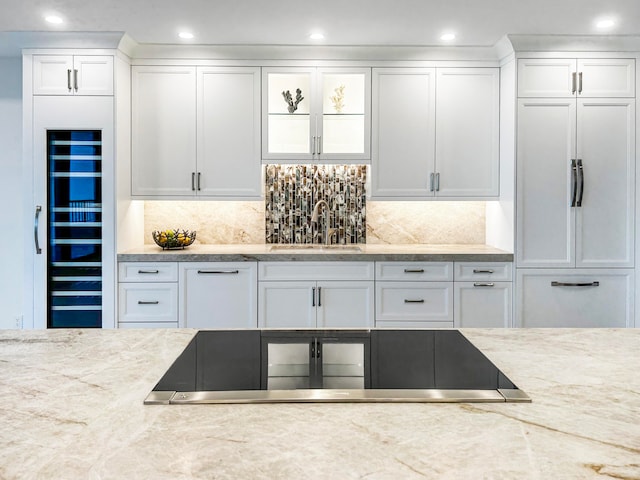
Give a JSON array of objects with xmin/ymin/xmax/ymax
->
[{"xmin": 145, "ymin": 388, "xmax": 531, "ymax": 405}]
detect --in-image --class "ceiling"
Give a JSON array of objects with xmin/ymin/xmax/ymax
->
[{"xmin": 1, "ymin": 0, "xmax": 639, "ymax": 52}]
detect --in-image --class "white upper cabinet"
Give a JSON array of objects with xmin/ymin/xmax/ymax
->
[
  {"xmin": 131, "ymin": 66, "xmax": 261, "ymax": 198},
  {"xmin": 132, "ymin": 66, "xmax": 197, "ymax": 196},
  {"xmin": 262, "ymin": 67, "xmax": 371, "ymax": 163},
  {"xmin": 435, "ymin": 68, "xmax": 500, "ymax": 197},
  {"xmin": 33, "ymin": 55, "xmax": 114, "ymax": 96},
  {"xmin": 371, "ymin": 67, "xmax": 499, "ymax": 199},
  {"xmin": 517, "ymin": 58, "xmax": 635, "ymax": 98},
  {"xmin": 371, "ymin": 68, "xmax": 436, "ymax": 197}
]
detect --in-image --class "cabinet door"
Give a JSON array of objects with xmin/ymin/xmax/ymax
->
[
  {"xmin": 435, "ymin": 68, "xmax": 499, "ymax": 197},
  {"xmin": 576, "ymin": 99, "xmax": 635, "ymax": 268},
  {"xmin": 371, "ymin": 68, "xmax": 436, "ymax": 198},
  {"xmin": 516, "ymin": 269, "xmax": 634, "ymax": 327},
  {"xmin": 316, "ymin": 281, "xmax": 374, "ymax": 328},
  {"xmin": 517, "ymin": 59, "xmax": 577, "ymax": 97},
  {"xmin": 454, "ymin": 282, "xmax": 512, "ymax": 328},
  {"xmin": 317, "ymin": 68, "xmax": 371, "ymax": 161},
  {"xmin": 131, "ymin": 66, "xmax": 197, "ymax": 196},
  {"xmin": 262, "ymin": 67, "xmax": 315, "ymax": 161},
  {"xmin": 197, "ymin": 67, "xmax": 261, "ymax": 197},
  {"xmin": 33, "ymin": 55, "xmax": 74, "ymax": 95},
  {"xmin": 577, "ymin": 59, "xmax": 635, "ymax": 98},
  {"xmin": 258, "ymin": 281, "xmax": 316, "ymax": 328},
  {"xmin": 73, "ymin": 56, "xmax": 114, "ymax": 96},
  {"xmin": 180, "ymin": 262, "xmax": 257, "ymax": 328},
  {"xmin": 516, "ymin": 98, "xmax": 576, "ymax": 267}
]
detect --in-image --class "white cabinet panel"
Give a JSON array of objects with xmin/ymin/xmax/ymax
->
[
  {"xmin": 516, "ymin": 269, "xmax": 634, "ymax": 327},
  {"xmin": 454, "ymin": 282, "xmax": 512, "ymax": 328},
  {"xmin": 118, "ymin": 283, "xmax": 178, "ymax": 323},
  {"xmin": 118, "ymin": 262, "xmax": 178, "ymax": 282},
  {"xmin": 376, "ymin": 281, "xmax": 453, "ymax": 322},
  {"xmin": 577, "ymin": 59, "xmax": 635, "ymax": 98},
  {"xmin": 259, "ymin": 261, "xmax": 374, "ymax": 281},
  {"xmin": 376, "ymin": 261, "xmax": 452, "ymax": 281},
  {"xmin": 197, "ymin": 67, "xmax": 261, "ymax": 197},
  {"xmin": 132, "ymin": 66, "xmax": 197, "ymax": 196},
  {"xmin": 435, "ymin": 68, "xmax": 500, "ymax": 197},
  {"xmin": 258, "ymin": 281, "xmax": 316, "ymax": 328},
  {"xmin": 117, "ymin": 322, "xmax": 178, "ymax": 329},
  {"xmin": 575, "ymin": 99, "xmax": 635, "ymax": 268},
  {"xmin": 517, "ymin": 59, "xmax": 577, "ymax": 97},
  {"xmin": 516, "ymin": 99, "xmax": 576, "ymax": 267},
  {"xmin": 371, "ymin": 68, "xmax": 436, "ymax": 198},
  {"xmin": 316, "ymin": 281, "xmax": 374, "ymax": 328},
  {"xmin": 180, "ymin": 262, "xmax": 257, "ymax": 329},
  {"xmin": 33, "ymin": 55, "xmax": 113, "ymax": 96},
  {"xmin": 454, "ymin": 262, "xmax": 512, "ymax": 282}
]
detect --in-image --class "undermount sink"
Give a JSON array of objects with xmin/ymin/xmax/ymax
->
[{"xmin": 269, "ymin": 245, "xmax": 363, "ymax": 252}]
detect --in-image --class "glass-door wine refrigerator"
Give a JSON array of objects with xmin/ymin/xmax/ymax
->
[{"xmin": 46, "ymin": 130, "xmax": 103, "ymax": 328}]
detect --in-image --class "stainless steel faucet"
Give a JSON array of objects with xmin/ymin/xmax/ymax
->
[{"xmin": 311, "ymin": 200, "xmax": 336, "ymax": 245}]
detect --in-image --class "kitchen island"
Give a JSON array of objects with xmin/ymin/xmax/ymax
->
[{"xmin": 1, "ymin": 328, "xmax": 638, "ymax": 479}]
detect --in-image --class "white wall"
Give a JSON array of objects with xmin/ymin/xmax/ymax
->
[{"xmin": 0, "ymin": 57, "xmax": 23, "ymax": 328}]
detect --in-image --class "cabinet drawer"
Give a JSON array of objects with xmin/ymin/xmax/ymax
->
[
  {"xmin": 375, "ymin": 321, "xmax": 453, "ymax": 328},
  {"xmin": 118, "ymin": 322, "xmax": 178, "ymax": 329},
  {"xmin": 516, "ymin": 269, "xmax": 633, "ymax": 327},
  {"xmin": 375, "ymin": 262, "xmax": 453, "ymax": 281},
  {"xmin": 376, "ymin": 282, "xmax": 453, "ymax": 322},
  {"xmin": 454, "ymin": 262, "xmax": 512, "ymax": 281},
  {"xmin": 118, "ymin": 283, "xmax": 178, "ymax": 323},
  {"xmin": 259, "ymin": 261, "xmax": 374, "ymax": 281},
  {"xmin": 118, "ymin": 262, "xmax": 178, "ymax": 282}
]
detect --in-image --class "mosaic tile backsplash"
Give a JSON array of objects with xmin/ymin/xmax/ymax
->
[{"xmin": 265, "ymin": 165, "xmax": 366, "ymax": 244}]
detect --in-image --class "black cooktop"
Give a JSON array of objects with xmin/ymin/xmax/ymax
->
[{"xmin": 145, "ymin": 329, "xmax": 530, "ymax": 404}]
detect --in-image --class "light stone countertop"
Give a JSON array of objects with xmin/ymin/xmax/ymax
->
[
  {"xmin": 1, "ymin": 328, "xmax": 639, "ymax": 479},
  {"xmin": 117, "ymin": 243, "xmax": 513, "ymax": 262}
]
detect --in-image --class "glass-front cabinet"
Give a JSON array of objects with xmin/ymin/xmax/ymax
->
[
  {"xmin": 261, "ymin": 330, "xmax": 371, "ymax": 389},
  {"xmin": 262, "ymin": 67, "xmax": 371, "ymax": 162}
]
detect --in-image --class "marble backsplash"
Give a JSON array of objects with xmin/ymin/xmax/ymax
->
[{"xmin": 144, "ymin": 200, "xmax": 485, "ymax": 245}]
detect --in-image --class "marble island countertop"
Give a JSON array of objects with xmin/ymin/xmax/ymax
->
[
  {"xmin": 118, "ymin": 243, "xmax": 513, "ymax": 262},
  {"xmin": 1, "ymin": 328, "xmax": 639, "ymax": 479}
]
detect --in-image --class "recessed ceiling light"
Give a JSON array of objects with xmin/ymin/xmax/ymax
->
[
  {"xmin": 309, "ymin": 32, "xmax": 325, "ymax": 41},
  {"xmin": 178, "ymin": 32, "xmax": 194, "ymax": 40},
  {"xmin": 45, "ymin": 15, "xmax": 63, "ymax": 24},
  {"xmin": 595, "ymin": 18, "xmax": 615, "ymax": 29},
  {"xmin": 440, "ymin": 33, "xmax": 456, "ymax": 41}
]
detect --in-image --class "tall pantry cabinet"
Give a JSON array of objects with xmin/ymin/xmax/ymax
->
[{"xmin": 515, "ymin": 57, "xmax": 636, "ymax": 327}]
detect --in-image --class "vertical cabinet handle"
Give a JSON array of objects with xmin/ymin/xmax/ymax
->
[
  {"xmin": 73, "ymin": 69, "xmax": 79, "ymax": 92},
  {"xmin": 570, "ymin": 159, "xmax": 577, "ymax": 207},
  {"xmin": 435, "ymin": 173, "xmax": 440, "ymax": 192},
  {"xmin": 67, "ymin": 69, "xmax": 72, "ymax": 92},
  {"xmin": 576, "ymin": 159, "xmax": 584, "ymax": 207},
  {"xmin": 197, "ymin": 172, "xmax": 201, "ymax": 191},
  {"xmin": 317, "ymin": 287, "xmax": 322, "ymax": 307},
  {"xmin": 318, "ymin": 135, "xmax": 322, "ymax": 155},
  {"xmin": 429, "ymin": 173, "xmax": 434, "ymax": 192},
  {"xmin": 34, "ymin": 205, "xmax": 42, "ymax": 254},
  {"xmin": 571, "ymin": 72, "xmax": 577, "ymax": 94},
  {"xmin": 578, "ymin": 72, "xmax": 583, "ymax": 94},
  {"xmin": 191, "ymin": 172, "xmax": 196, "ymax": 191},
  {"xmin": 312, "ymin": 287, "xmax": 316, "ymax": 307}
]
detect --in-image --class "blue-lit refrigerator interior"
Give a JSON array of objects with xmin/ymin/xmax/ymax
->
[{"xmin": 47, "ymin": 130, "xmax": 102, "ymax": 328}]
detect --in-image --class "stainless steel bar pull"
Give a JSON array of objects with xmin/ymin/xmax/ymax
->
[
  {"xmin": 191, "ymin": 172, "xmax": 196, "ymax": 191},
  {"xmin": 570, "ymin": 159, "xmax": 577, "ymax": 207},
  {"xmin": 404, "ymin": 269, "xmax": 425, "ymax": 273},
  {"xmin": 473, "ymin": 282, "xmax": 495, "ymax": 287},
  {"xmin": 73, "ymin": 69, "xmax": 79, "ymax": 92},
  {"xmin": 429, "ymin": 173, "xmax": 435, "ymax": 192},
  {"xmin": 138, "ymin": 300, "xmax": 160, "ymax": 305},
  {"xmin": 312, "ymin": 287, "xmax": 316, "ymax": 307},
  {"xmin": 404, "ymin": 299, "xmax": 425, "ymax": 303},
  {"xmin": 197, "ymin": 172, "xmax": 201, "ymax": 191},
  {"xmin": 67, "ymin": 69, "xmax": 72, "ymax": 92},
  {"xmin": 435, "ymin": 173, "xmax": 440, "ymax": 192},
  {"xmin": 551, "ymin": 281, "xmax": 600, "ymax": 287},
  {"xmin": 34, "ymin": 206, "xmax": 42, "ymax": 254},
  {"xmin": 138, "ymin": 270, "xmax": 159, "ymax": 274},
  {"xmin": 318, "ymin": 136, "xmax": 322, "ymax": 155},
  {"xmin": 317, "ymin": 287, "xmax": 322, "ymax": 307},
  {"xmin": 473, "ymin": 269, "xmax": 494, "ymax": 274},
  {"xmin": 571, "ymin": 72, "xmax": 577, "ymax": 94},
  {"xmin": 576, "ymin": 159, "xmax": 584, "ymax": 207},
  {"xmin": 578, "ymin": 72, "xmax": 583, "ymax": 94}
]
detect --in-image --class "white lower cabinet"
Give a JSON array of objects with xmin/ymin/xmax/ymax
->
[
  {"xmin": 453, "ymin": 262, "xmax": 513, "ymax": 328},
  {"xmin": 258, "ymin": 262, "xmax": 375, "ymax": 328},
  {"xmin": 118, "ymin": 262, "xmax": 179, "ymax": 328},
  {"xmin": 375, "ymin": 262, "xmax": 454, "ymax": 328},
  {"xmin": 180, "ymin": 262, "xmax": 258, "ymax": 328},
  {"xmin": 516, "ymin": 269, "xmax": 634, "ymax": 327}
]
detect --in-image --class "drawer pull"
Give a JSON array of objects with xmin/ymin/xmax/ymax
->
[
  {"xmin": 404, "ymin": 299, "xmax": 425, "ymax": 304},
  {"xmin": 138, "ymin": 269, "xmax": 159, "ymax": 274},
  {"xmin": 473, "ymin": 269, "xmax": 494, "ymax": 274},
  {"xmin": 404, "ymin": 269, "xmax": 425, "ymax": 273},
  {"xmin": 551, "ymin": 281, "xmax": 599, "ymax": 287},
  {"xmin": 138, "ymin": 300, "xmax": 160, "ymax": 305},
  {"xmin": 197, "ymin": 270, "xmax": 239, "ymax": 274},
  {"xmin": 473, "ymin": 282, "xmax": 495, "ymax": 287}
]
